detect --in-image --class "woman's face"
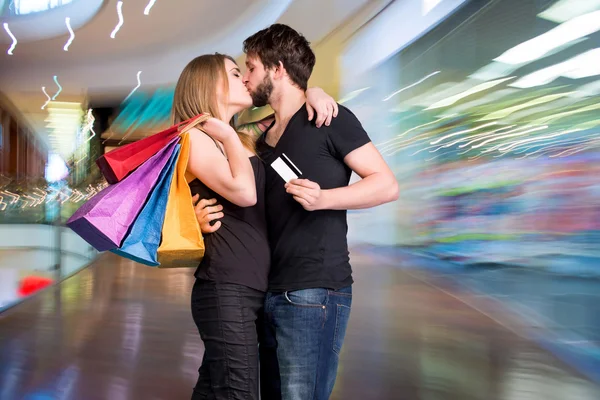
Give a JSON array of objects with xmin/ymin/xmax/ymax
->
[{"xmin": 222, "ymin": 58, "xmax": 253, "ymax": 115}]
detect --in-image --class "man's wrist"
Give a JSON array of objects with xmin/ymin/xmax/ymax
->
[{"xmin": 318, "ymin": 189, "xmax": 333, "ymax": 210}]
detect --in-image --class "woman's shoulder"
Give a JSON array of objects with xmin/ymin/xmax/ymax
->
[
  {"xmin": 186, "ymin": 126, "xmax": 208, "ymax": 136},
  {"xmin": 187, "ymin": 127, "xmax": 224, "ymax": 154}
]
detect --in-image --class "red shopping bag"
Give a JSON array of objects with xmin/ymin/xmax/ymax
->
[{"xmin": 97, "ymin": 114, "xmax": 208, "ymax": 184}]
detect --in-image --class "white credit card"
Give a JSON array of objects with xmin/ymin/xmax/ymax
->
[{"xmin": 271, "ymin": 154, "xmax": 301, "ymax": 183}]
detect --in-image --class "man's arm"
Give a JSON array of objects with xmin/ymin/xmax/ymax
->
[
  {"xmin": 237, "ymin": 117, "xmax": 274, "ymax": 138},
  {"xmin": 285, "ymin": 106, "xmax": 398, "ymax": 211},
  {"xmin": 237, "ymin": 87, "xmax": 338, "ymax": 137},
  {"xmin": 285, "ymin": 143, "xmax": 399, "ymax": 211}
]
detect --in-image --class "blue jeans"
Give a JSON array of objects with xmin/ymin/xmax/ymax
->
[{"xmin": 260, "ymin": 286, "xmax": 352, "ymax": 400}]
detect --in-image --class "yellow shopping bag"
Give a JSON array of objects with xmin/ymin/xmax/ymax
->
[{"xmin": 157, "ymin": 132, "xmax": 205, "ymax": 268}]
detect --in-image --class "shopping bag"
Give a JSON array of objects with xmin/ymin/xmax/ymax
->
[
  {"xmin": 111, "ymin": 144, "xmax": 181, "ymax": 265},
  {"xmin": 67, "ymin": 138, "xmax": 180, "ymax": 251},
  {"xmin": 156, "ymin": 132, "xmax": 205, "ymax": 268},
  {"xmin": 97, "ymin": 113, "xmax": 209, "ymax": 184}
]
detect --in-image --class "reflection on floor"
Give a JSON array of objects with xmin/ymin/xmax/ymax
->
[
  {"xmin": 0, "ymin": 250, "xmax": 599, "ymax": 399},
  {"xmin": 361, "ymin": 246, "xmax": 600, "ymax": 383}
]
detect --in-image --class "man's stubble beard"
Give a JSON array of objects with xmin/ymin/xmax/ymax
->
[{"xmin": 250, "ymin": 75, "xmax": 274, "ymax": 108}]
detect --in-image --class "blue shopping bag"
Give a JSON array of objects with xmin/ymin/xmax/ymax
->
[{"xmin": 111, "ymin": 144, "xmax": 181, "ymax": 266}]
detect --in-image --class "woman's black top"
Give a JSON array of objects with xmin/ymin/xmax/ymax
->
[{"xmin": 188, "ymin": 156, "xmax": 270, "ymax": 292}]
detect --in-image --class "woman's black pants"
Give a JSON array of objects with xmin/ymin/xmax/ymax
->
[{"xmin": 191, "ymin": 279, "xmax": 265, "ymax": 400}]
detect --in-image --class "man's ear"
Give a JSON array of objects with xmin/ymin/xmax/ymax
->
[{"xmin": 272, "ymin": 61, "xmax": 286, "ymax": 81}]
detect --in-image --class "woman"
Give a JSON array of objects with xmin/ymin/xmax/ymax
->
[{"xmin": 172, "ymin": 53, "xmax": 336, "ymax": 400}]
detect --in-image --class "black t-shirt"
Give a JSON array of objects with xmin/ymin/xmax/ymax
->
[
  {"xmin": 189, "ymin": 156, "xmax": 271, "ymax": 292},
  {"xmin": 256, "ymin": 104, "xmax": 371, "ymax": 292}
]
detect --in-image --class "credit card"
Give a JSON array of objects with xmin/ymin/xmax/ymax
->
[{"xmin": 271, "ymin": 153, "xmax": 302, "ymax": 183}]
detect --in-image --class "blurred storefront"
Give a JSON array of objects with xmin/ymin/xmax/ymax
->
[
  {"xmin": 0, "ymin": 95, "xmax": 48, "ymax": 184},
  {"xmin": 0, "ymin": 95, "xmax": 98, "ymax": 312},
  {"xmin": 340, "ymin": 0, "xmax": 600, "ymax": 270},
  {"xmin": 336, "ymin": 0, "xmax": 600, "ymax": 377}
]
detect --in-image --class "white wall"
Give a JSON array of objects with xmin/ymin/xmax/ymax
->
[
  {"xmin": 0, "ymin": 224, "xmax": 94, "ymax": 256},
  {"xmin": 0, "ymin": 224, "xmax": 97, "ymax": 274},
  {"xmin": 341, "ymin": 0, "xmax": 468, "ymax": 84}
]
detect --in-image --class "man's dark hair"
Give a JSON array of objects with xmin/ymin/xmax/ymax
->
[{"xmin": 243, "ymin": 24, "xmax": 316, "ymax": 91}]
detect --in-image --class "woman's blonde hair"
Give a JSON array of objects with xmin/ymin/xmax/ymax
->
[{"xmin": 172, "ymin": 53, "xmax": 255, "ymax": 153}]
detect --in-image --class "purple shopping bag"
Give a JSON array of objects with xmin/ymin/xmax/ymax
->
[{"xmin": 67, "ymin": 137, "xmax": 179, "ymax": 251}]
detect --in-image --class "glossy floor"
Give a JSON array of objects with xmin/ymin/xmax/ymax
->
[{"xmin": 0, "ymin": 251, "xmax": 598, "ymax": 399}]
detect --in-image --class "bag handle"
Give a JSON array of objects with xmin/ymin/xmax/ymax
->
[{"xmin": 178, "ymin": 113, "xmax": 210, "ymax": 134}]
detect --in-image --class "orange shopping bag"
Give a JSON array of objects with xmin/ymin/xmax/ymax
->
[{"xmin": 157, "ymin": 132, "xmax": 205, "ymax": 268}]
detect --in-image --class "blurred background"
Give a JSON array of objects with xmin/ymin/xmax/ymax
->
[{"xmin": 1, "ymin": 0, "xmax": 600, "ymax": 399}]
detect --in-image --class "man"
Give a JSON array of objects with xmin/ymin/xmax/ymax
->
[{"xmin": 197, "ymin": 24, "xmax": 399, "ymax": 400}]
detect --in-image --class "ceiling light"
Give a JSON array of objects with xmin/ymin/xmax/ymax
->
[{"xmin": 495, "ymin": 10, "xmax": 600, "ymax": 65}]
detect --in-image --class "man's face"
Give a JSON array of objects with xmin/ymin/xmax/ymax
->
[{"xmin": 243, "ymin": 56, "xmax": 274, "ymax": 108}]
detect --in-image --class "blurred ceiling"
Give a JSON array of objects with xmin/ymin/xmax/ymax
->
[{"xmin": 0, "ymin": 0, "xmax": 375, "ymax": 149}]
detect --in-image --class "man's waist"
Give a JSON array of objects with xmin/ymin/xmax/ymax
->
[
  {"xmin": 267, "ymin": 259, "xmax": 352, "ymax": 290},
  {"xmin": 267, "ymin": 275, "xmax": 354, "ymax": 293},
  {"xmin": 270, "ymin": 251, "xmax": 350, "ymax": 268}
]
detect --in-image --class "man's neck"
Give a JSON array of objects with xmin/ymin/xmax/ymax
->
[
  {"xmin": 266, "ymin": 86, "xmax": 305, "ymax": 146},
  {"xmin": 271, "ymin": 86, "xmax": 306, "ymax": 125}
]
